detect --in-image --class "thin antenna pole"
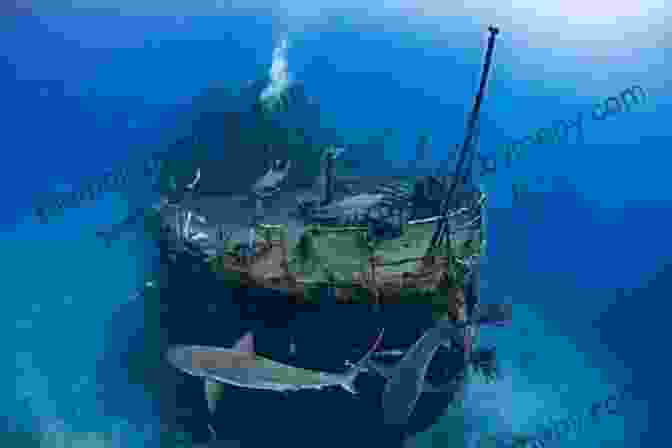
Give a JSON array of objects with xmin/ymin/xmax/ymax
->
[{"xmin": 430, "ymin": 26, "xmax": 500, "ymax": 249}]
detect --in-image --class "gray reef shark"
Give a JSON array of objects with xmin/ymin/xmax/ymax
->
[
  {"xmin": 167, "ymin": 328, "xmax": 386, "ymax": 441},
  {"xmin": 360, "ymin": 303, "xmax": 512, "ymax": 426},
  {"xmin": 166, "ymin": 303, "xmax": 510, "ymax": 430},
  {"xmin": 166, "ymin": 328, "xmax": 386, "ymax": 398},
  {"xmin": 251, "ymin": 159, "xmax": 292, "ymax": 196}
]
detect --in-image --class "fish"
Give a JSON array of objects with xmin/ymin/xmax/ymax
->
[
  {"xmin": 374, "ymin": 319, "xmax": 463, "ymax": 426},
  {"xmin": 166, "ymin": 328, "xmax": 385, "ymax": 398},
  {"xmin": 251, "ymin": 160, "xmax": 292, "ymax": 196},
  {"xmin": 185, "ymin": 168, "xmax": 202, "ymax": 191},
  {"xmin": 200, "ymin": 333, "xmax": 255, "ymax": 417},
  {"xmin": 364, "ymin": 304, "xmax": 512, "ymax": 426}
]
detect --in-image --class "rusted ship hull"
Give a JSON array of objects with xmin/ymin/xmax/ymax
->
[{"xmin": 206, "ymin": 231, "xmax": 469, "ymax": 320}]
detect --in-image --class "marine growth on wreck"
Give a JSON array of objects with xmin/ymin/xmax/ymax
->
[
  {"xmin": 135, "ymin": 26, "xmax": 512, "ymax": 448},
  {"xmin": 137, "ymin": 30, "xmax": 493, "ymax": 324}
]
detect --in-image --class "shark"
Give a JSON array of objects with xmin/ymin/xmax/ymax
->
[
  {"xmin": 95, "ymin": 168, "xmax": 204, "ymax": 248},
  {"xmin": 358, "ymin": 303, "xmax": 513, "ymax": 426},
  {"xmin": 94, "ymin": 158, "xmax": 291, "ymax": 250},
  {"xmin": 167, "ymin": 329, "xmax": 386, "ymax": 441},
  {"xmin": 166, "ymin": 328, "xmax": 386, "ymax": 400},
  {"xmin": 251, "ymin": 159, "xmax": 292, "ymax": 196},
  {"xmin": 166, "ymin": 304, "xmax": 510, "ymax": 434},
  {"xmin": 166, "ymin": 324, "xmax": 450, "ymax": 441}
]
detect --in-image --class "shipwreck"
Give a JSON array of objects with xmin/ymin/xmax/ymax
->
[{"xmin": 143, "ymin": 27, "xmax": 500, "ymax": 323}]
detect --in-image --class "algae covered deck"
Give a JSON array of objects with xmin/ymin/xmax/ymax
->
[
  {"xmin": 289, "ymin": 218, "xmax": 479, "ymax": 280},
  {"xmin": 207, "ymin": 218, "xmax": 480, "ymax": 312}
]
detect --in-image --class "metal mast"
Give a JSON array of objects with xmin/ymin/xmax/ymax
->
[{"xmin": 430, "ymin": 26, "xmax": 500, "ymax": 248}]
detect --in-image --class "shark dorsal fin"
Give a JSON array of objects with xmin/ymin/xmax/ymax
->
[{"xmin": 233, "ymin": 331, "xmax": 255, "ymax": 354}]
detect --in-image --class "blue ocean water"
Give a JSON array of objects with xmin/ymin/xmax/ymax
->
[{"xmin": 2, "ymin": 7, "xmax": 669, "ymax": 448}]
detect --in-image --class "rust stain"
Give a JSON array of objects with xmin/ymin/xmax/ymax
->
[{"xmin": 213, "ymin": 241, "xmax": 457, "ymax": 305}]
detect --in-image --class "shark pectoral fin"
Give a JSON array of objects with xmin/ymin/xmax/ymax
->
[{"xmin": 204, "ymin": 379, "xmax": 226, "ymax": 416}]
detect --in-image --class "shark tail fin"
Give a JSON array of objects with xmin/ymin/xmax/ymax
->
[{"xmin": 340, "ymin": 328, "xmax": 385, "ymax": 394}]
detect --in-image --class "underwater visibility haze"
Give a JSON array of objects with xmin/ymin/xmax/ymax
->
[{"xmin": 2, "ymin": 2, "xmax": 670, "ymax": 448}]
